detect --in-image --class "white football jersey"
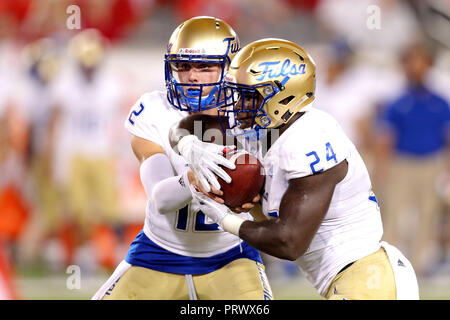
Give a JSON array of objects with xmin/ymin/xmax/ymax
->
[
  {"xmin": 51, "ymin": 67, "xmax": 124, "ymax": 185},
  {"xmin": 124, "ymin": 91, "xmax": 248, "ymax": 257},
  {"xmin": 260, "ymin": 106, "xmax": 383, "ymax": 296},
  {"xmin": 54, "ymin": 68, "xmax": 122, "ymax": 157}
]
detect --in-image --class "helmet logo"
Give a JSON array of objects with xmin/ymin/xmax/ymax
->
[
  {"xmin": 255, "ymin": 59, "xmax": 305, "ymax": 81},
  {"xmin": 223, "ymin": 37, "xmax": 239, "ymax": 56},
  {"xmin": 178, "ymin": 48, "xmax": 206, "ymax": 54}
]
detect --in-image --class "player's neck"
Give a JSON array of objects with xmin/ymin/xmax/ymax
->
[
  {"xmin": 265, "ymin": 112, "xmax": 304, "ymax": 151},
  {"xmin": 278, "ymin": 112, "xmax": 304, "ymax": 136}
]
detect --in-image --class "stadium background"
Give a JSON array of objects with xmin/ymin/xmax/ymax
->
[{"xmin": 0, "ymin": 0, "xmax": 449, "ymax": 299}]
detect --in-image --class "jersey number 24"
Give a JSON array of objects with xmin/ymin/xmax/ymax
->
[{"xmin": 305, "ymin": 142, "xmax": 338, "ymax": 174}]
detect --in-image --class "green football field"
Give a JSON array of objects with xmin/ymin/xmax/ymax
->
[{"xmin": 14, "ymin": 269, "xmax": 450, "ymax": 300}]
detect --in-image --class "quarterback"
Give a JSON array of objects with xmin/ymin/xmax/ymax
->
[
  {"xmin": 171, "ymin": 39, "xmax": 420, "ymax": 300},
  {"xmin": 92, "ymin": 17, "xmax": 272, "ymax": 300}
]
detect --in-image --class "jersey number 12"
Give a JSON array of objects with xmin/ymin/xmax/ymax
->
[{"xmin": 175, "ymin": 205, "xmax": 220, "ymax": 232}]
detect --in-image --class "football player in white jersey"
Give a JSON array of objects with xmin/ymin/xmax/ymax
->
[
  {"xmin": 170, "ymin": 38, "xmax": 420, "ymax": 300},
  {"xmin": 93, "ymin": 17, "xmax": 273, "ymax": 300}
]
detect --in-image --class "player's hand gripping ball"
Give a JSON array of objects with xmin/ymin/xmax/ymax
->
[{"xmin": 218, "ymin": 150, "xmax": 265, "ymax": 208}]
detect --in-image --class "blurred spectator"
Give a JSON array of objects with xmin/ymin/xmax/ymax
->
[
  {"xmin": 374, "ymin": 42, "xmax": 450, "ymax": 277},
  {"xmin": 51, "ymin": 29, "xmax": 125, "ymax": 272}
]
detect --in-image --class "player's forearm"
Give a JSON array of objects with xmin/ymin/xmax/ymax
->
[
  {"xmin": 151, "ymin": 172, "xmax": 192, "ymax": 213},
  {"xmin": 237, "ymin": 176, "xmax": 337, "ymax": 260},
  {"xmin": 140, "ymin": 153, "xmax": 192, "ymax": 213},
  {"xmin": 238, "ymin": 219, "xmax": 307, "ymax": 261}
]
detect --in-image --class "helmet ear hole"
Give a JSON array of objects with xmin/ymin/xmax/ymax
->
[
  {"xmin": 281, "ymin": 109, "xmax": 293, "ymax": 122},
  {"xmin": 278, "ymin": 95, "xmax": 294, "ymax": 105}
]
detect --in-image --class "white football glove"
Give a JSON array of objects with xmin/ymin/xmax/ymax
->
[
  {"xmin": 189, "ymin": 183, "xmax": 246, "ymax": 236},
  {"xmin": 188, "ymin": 180, "xmax": 247, "ymax": 236},
  {"xmin": 177, "ymin": 135, "xmax": 236, "ymax": 192},
  {"xmin": 189, "ymin": 184, "xmax": 231, "ymax": 227}
]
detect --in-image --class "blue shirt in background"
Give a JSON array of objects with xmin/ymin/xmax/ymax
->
[{"xmin": 380, "ymin": 85, "xmax": 450, "ymax": 157}]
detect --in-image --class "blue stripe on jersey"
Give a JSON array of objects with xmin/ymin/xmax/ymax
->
[{"xmin": 125, "ymin": 230, "xmax": 263, "ymax": 274}]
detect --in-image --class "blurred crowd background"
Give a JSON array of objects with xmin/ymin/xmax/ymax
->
[{"xmin": 0, "ymin": 0, "xmax": 449, "ymax": 299}]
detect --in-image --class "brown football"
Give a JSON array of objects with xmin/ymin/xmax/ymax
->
[{"xmin": 218, "ymin": 151, "xmax": 265, "ymax": 208}]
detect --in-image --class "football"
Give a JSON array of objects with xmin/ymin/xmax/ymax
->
[{"xmin": 218, "ymin": 151, "xmax": 265, "ymax": 208}]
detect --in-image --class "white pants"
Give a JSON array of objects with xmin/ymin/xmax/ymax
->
[{"xmin": 381, "ymin": 241, "xmax": 420, "ymax": 300}]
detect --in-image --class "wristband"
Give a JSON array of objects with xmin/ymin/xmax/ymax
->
[{"xmin": 221, "ymin": 214, "xmax": 245, "ymax": 236}]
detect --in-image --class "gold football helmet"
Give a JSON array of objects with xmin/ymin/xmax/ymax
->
[
  {"xmin": 165, "ymin": 16, "xmax": 240, "ymax": 111},
  {"xmin": 22, "ymin": 38, "xmax": 60, "ymax": 83},
  {"xmin": 221, "ymin": 38, "xmax": 316, "ymax": 137},
  {"xmin": 69, "ymin": 28, "xmax": 106, "ymax": 69}
]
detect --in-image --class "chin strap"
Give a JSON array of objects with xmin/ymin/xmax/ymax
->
[{"xmin": 174, "ymin": 82, "xmax": 219, "ymax": 110}]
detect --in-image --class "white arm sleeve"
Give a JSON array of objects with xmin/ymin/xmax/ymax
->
[{"xmin": 140, "ymin": 153, "xmax": 192, "ymax": 214}]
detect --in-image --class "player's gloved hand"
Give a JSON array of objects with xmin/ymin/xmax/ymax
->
[
  {"xmin": 177, "ymin": 135, "xmax": 236, "ymax": 193},
  {"xmin": 189, "ymin": 183, "xmax": 231, "ymax": 228},
  {"xmin": 188, "ymin": 180, "xmax": 247, "ymax": 235}
]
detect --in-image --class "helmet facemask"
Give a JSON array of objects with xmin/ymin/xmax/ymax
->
[
  {"xmin": 218, "ymin": 81, "xmax": 279, "ymax": 140},
  {"xmin": 217, "ymin": 38, "xmax": 317, "ymax": 140},
  {"xmin": 165, "ymin": 55, "xmax": 228, "ymax": 111},
  {"xmin": 164, "ymin": 17, "xmax": 240, "ymax": 112}
]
